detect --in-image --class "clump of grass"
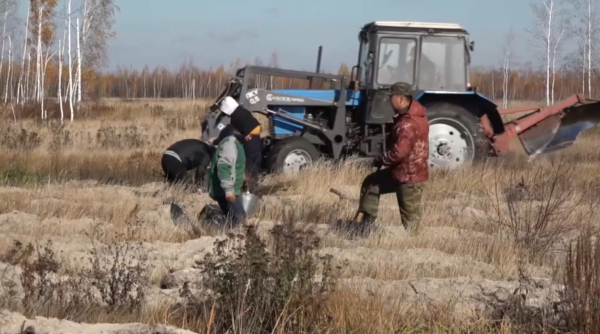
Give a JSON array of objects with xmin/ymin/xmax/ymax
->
[{"xmin": 0, "ymin": 163, "xmax": 45, "ymax": 186}]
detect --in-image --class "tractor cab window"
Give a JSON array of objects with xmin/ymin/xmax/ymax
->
[
  {"xmin": 419, "ymin": 35, "xmax": 467, "ymax": 91},
  {"xmin": 376, "ymin": 38, "xmax": 416, "ymax": 86},
  {"xmin": 357, "ymin": 38, "xmax": 373, "ymax": 84}
]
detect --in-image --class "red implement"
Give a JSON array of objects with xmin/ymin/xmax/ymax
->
[{"xmin": 487, "ymin": 94, "xmax": 600, "ymax": 157}]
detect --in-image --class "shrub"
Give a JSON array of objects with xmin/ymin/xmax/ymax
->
[
  {"xmin": 479, "ymin": 157, "xmax": 598, "ymax": 263},
  {"xmin": 0, "ymin": 234, "xmax": 148, "ymax": 320},
  {"xmin": 180, "ymin": 216, "xmax": 341, "ymax": 333},
  {"xmin": 0, "ymin": 126, "xmax": 43, "ymax": 151},
  {"xmin": 96, "ymin": 124, "xmax": 148, "ymax": 149}
]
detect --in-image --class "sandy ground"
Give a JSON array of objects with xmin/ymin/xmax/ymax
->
[{"xmin": 0, "ymin": 160, "xmax": 577, "ymax": 332}]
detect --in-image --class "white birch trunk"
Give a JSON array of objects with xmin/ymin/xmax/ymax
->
[
  {"xmin": 68, "ymin": 0, "xmax": 74, "ymax": 121},
  {"xmin": 551, "ymin": 21, "xmax": 566, "ymax": 105},
  {"xmin": 582, "ymin": 43, "xmax": 586, "ymax": 95},
  {"xmin": 17, "ymin": 3, "xmax": 29, "ymax": 105},
  {"xmin": 588, "ymin": 0, "xmax": 592, "ymax": 95},
  {"xmin": 4, "ymin": 35, "xmax": 11, "ymax": 104},
  {"xmin": 59, "ymin": 39, "xmax": 63, "ymax": 123},
  {"xmin": 545, "ymin": 0, "xmax": 553, "ymax": 106},
  {"xmin": 41, "ymin": 45, "xmax": 56, "ymax": 121},
  {"xmin": 25, "ymin": 51, "xmax": 30, "ymax": 102},
  {"xmin": 36, "ymin": 6, "xmax": 42, "ymax": 116},
  {"xmin": 76, "ymin": 17, "xmax": 81, "ymax": 103},
  {"xmin": 0, "ymin": 9, "xmax": 8, "ymax": 96}
]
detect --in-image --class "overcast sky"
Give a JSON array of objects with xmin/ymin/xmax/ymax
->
[{"xmin": 17, "ymin": 0, "xmax": 537, "ymax": 73}]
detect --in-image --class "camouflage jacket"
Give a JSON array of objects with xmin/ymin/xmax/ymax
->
[{"xmin": 381, "ymin": 99, "xmax": 429, "ymax": 184}]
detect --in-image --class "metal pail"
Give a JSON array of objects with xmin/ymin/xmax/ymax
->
[{"xmin": 241, "ymin": 192, "xmax": 260, "ymax": 216}]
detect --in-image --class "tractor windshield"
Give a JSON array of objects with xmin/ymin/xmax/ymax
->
[
  {"xmin": 376, "ymin": 37, "xmax": 417, "ymax": 86},
  {"xmin": 418, "ymin": 35, "xmax": 467, "ymax": 91}
]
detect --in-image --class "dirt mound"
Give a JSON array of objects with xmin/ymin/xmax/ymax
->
[
  {"xmin": 342, "ymin": 276, "xmax": 562, "ymax": 318},
  {"xmin": 0, "ymin": 310, "xmax": 196, "ymax": 334},
  {"xmin": 320, "ymin": 246, "xmax": 504, "ymax": 280}
]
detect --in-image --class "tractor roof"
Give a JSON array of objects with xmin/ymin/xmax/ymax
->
[{"xmin": 363, "ymin": 21, "xmax": 468, "ymax": 34}]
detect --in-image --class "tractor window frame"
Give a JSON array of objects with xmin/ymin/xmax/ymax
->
[{"xmin": 375, "ymin": 36, "xmax": 417, "ymax": 87}]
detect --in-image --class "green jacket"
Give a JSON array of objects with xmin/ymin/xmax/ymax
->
[{"xmin": 208, "ymin": 135, "xmax": 246, "ymax": 198}]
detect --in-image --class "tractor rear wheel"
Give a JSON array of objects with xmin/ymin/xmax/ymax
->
[
  {"xmin": 425, "ymin": 102, "xmax": 490, "ymax": 170},
  {"xmin": 266, "ymin": 136, "xmax": 321, "ymax": 175}
]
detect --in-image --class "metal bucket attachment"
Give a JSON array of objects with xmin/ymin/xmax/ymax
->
[{"xmin": 516, "ymin": 98, "xmax": 600, "ymax": 157}]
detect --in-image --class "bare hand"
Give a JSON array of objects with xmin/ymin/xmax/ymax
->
[{"xmin": 226, "ymin": 193, "xmax": 236, "ymax": 203}]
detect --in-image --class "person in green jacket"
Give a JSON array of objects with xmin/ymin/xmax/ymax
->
[{"xmin": 208, "ymin": 125, "xmax": 247, "ymax": 226}]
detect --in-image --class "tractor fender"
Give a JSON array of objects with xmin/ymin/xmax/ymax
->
[{"xmin": 415, "ymin": 90, "xmax": 505, "ymax": 135}]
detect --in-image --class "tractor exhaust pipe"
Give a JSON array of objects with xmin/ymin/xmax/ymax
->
[
  {"xmin": 309, "ymin": 45, "xmax": 323, "ymax": 89},
  {"xmin": 316, "ymin": 45, "xmax": 322, "ymax": 73}
]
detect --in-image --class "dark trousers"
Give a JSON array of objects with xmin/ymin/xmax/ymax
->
[
  {"xmin": 358, "ymin": 168, "xmax": 425, "ymax": 233},
  {"xmin": 215, "ymin": 195, "xmax": 247, "ymax": 226},
  {"xmin": 243, "ymin": 135, "xmax": 263, "ymax": 192},
  {"xmin": 161, "ymin": 154, "xmax": 187, "ymax": 185}
]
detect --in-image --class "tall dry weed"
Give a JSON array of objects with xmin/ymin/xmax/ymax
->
[
  {"xmin": 478, "ymin": 157, "xmax": 598, "ymax": 263},
  {"xmin": 558, "ymin": 229, "xmax": 600, "ymax": 334}
]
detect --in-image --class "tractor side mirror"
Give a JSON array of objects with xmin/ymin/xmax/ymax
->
[{"xmin": 469, "ymin": 41, "xmax": 475, "ymax": 51}]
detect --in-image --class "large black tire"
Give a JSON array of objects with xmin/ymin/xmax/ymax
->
[
  {"xmin": 425, "ymin": 102, "xmax": 490, "ymax": 169},
  {"xmin": 266, "ymin": 136, "xmax": 321, "ymax": 175}
]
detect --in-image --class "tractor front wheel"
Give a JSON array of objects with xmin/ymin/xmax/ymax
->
[
  {"xmin": 266, "ymin": 136, "xmax": 321, "ymax": 175},
  {"xmin": 426, "ymin": 102, "xmax": 490, "ymax": 170}
]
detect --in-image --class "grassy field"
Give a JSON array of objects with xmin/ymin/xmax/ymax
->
[{"xmin": 1, "ymin": 98, "xmax": 600, "ymax": 333}]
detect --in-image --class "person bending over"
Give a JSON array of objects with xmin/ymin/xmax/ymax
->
[{"xmin": 161, "ymin": 139, "xmax": 214, "ymax": 191}]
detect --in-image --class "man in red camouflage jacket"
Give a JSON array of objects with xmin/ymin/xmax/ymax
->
[{"xmin": 356, "ymin": 82, "xmax": 429, "ymax": 236}]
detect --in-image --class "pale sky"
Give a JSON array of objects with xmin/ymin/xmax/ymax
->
[{"xmin": 17, "ymin": 0, "xmax": 537, "ymax": 73}]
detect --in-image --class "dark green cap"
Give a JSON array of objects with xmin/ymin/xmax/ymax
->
[{"xmin": 389, "ymin": 82, "xmax": 414, "ymax": 96}]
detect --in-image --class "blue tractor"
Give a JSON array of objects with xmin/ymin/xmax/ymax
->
[{"xmin": 201, "ymin": 21, "xmax": 599, "ymax": 175}]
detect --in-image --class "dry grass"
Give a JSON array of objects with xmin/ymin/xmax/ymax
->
[{"xmin": 1, "ymin": 98, "xmax": 600, "ymax": 333}]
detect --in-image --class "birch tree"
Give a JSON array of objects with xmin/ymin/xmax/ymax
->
[
  {"xmin": 0, "ymin": 0, "xmax": 19, "ymax": 97},
  {"xmin": 568, "ymin": 0, "xmax": 599, "ymax": 95},
  {"xmin": 76, "ymin": 0, "xmax": 118, "ymax": 101},
  {"xmin": 58, "ymin": 38, "xmax": 63, "ymax": 122},
  {"xmin": 502, "ymin": 26, "xmax": 516, "ymax": 108},
  {"xmin": 551, "ymin": 19, "xmax": 568, "ymax": 104},
  {"xmin": 29, "ymin": 0, "xmax": 58, "ymax": 118},
  {"xmin": 528, "ymin": 0, "xmax": 569, "ymax": 105},
  {"xmin": 17, "ymin": 1, "xmax": 29, "ymax": 105},
  {"xmin": 67, "ymin": 0, "xmax": 73, "ymax": 120}
]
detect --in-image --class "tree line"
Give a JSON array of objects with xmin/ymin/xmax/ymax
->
[{"xmin": 2, "ymin": 0, "xmax": 600, "ymax": 122}]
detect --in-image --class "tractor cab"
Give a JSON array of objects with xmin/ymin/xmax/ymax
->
[{"xmin": 353, "ymin": 21, "xmax": 473, "ymax": 93}]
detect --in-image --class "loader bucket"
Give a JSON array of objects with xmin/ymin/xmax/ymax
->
[{"xmin": 510, "ymin": 96, "xmax": 600, "ymax": 157}]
